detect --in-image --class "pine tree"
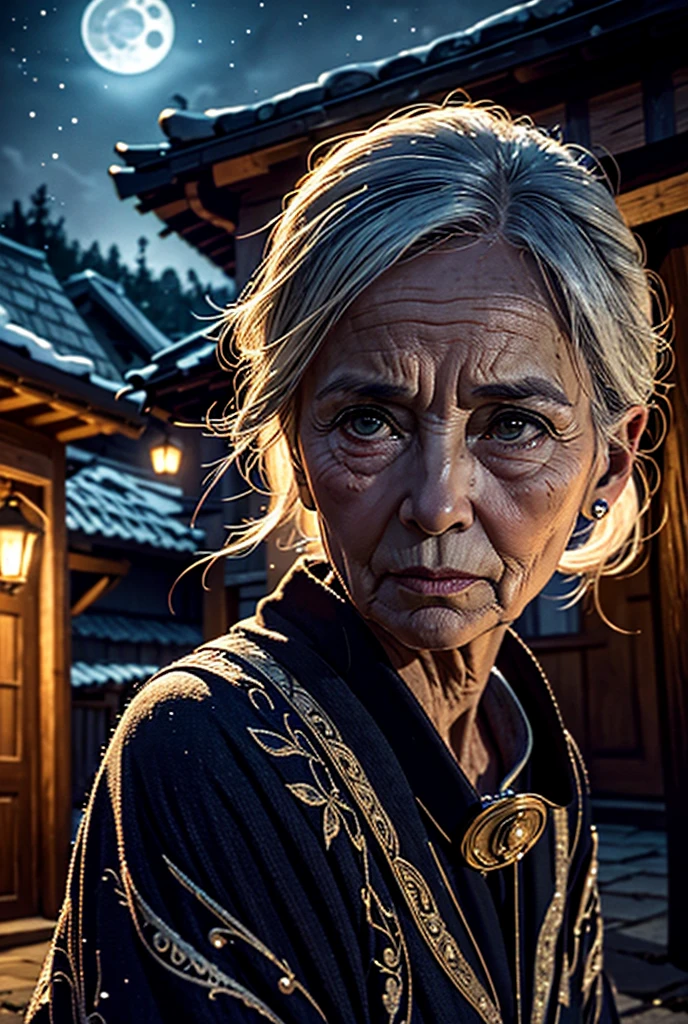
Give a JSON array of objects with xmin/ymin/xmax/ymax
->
[
  {"xmin": 0, "ymin": 188, "xmax": 235, "ymax": 337},
  {"xmin": 105, "ymin": 244, "xmax": 124, "ymax": 283},
  {"xmin": 2, "ymin": 200, "xmax": 28, "ymax": 246},
  {"xmin": 80, "ymin": 240, "xmax": 106, "ymax": 277},
  {"xmin": 27, "ymin": 184, "xmax": 51, "ymax": 252},
  {"xmin": 131, "ymin": 236, "xmax": 153, "ymax": 311}
]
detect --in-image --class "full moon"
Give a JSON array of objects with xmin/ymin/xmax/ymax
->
[{"xmin": 81, "ymin": 0, "xmax": 175, "ymax": 75}]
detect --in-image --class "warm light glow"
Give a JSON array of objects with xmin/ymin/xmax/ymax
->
[
  {"xmin": 150, "ymin": 439, "xmax": 183, "ymax": 475},
  {"xmin": 0, "ymin": 497, "xmax": 42, "ymax": 590}
]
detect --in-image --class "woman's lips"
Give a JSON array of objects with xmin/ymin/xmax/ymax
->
[{"xmin": 390, "ymin": 568, "xmax": 481, "ymax": 596}]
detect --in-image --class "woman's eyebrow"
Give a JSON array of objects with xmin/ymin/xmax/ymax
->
[
  {"xmin": 471, "ymin": 377, "xmax": 572, "ymax": 407},
  {"xmin": 314, "ymin": 376, "xmax": 412, "ymax": 402}
]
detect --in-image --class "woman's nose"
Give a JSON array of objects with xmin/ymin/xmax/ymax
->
[{"xmin": 399, "ymin": 443, "xmax": 476, "ymax": 536}]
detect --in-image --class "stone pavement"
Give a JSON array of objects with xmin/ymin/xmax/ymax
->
[
  {"xmin": 1, "ymin": 824, "xmax": 687, "ymax": 1021},
  {"xmin": 598, "ymin": 823, "xmax": 688, "ymax": 1021},
  {"xmin": 0, "ymin": 941, "xmax": 46, "ymax": 1022}
]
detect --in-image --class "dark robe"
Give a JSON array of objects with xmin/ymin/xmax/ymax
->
[{"xmin": 27, "ymin": 559, "xmax": 617, "ymax": 1024}]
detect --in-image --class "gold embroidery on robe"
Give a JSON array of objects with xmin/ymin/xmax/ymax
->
[
  {"xmin": 531, "ymin": 806, "xmax": 569, "ymax": 1024},
  {"xmin": 211, "ymin": 632, "xmax": 503, "ymax": 1024},
  {"xmin": 248, "ymin": 712, "xmax": 410, "ymax": 1024}
]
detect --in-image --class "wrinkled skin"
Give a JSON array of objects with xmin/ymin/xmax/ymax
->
[{"xmin": 296, "ymin": 239, "xmax": 646, "ymax": 786}]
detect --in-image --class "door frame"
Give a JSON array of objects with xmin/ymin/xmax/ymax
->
[{"xmin": 0, "ymin": 425, "xmax": 70, "ymax": 920}]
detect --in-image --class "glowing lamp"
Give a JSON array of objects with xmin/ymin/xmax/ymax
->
[
  {"xmin": 150, "ymin": 438, "xmax": 183, "ymax": 476},
  {"xmin": 0, "ymin": 495, "xmax": 42, "ymax": 592}
]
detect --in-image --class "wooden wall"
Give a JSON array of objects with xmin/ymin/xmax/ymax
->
[{"xmin": 0, "ymin": 426, "xmax": 70, "ymax": 921}]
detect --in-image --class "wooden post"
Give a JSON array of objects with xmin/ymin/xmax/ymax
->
[{"xmin": 654, "ymin": 243, "xmax": 688, "ymax": 969}]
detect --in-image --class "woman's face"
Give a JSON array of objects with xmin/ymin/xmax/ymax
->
[{"xmin": 297, "ymin": 239, "xmax": 608, "ymax": 651}]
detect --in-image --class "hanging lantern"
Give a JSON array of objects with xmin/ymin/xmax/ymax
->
[
  {"xmin": 0, "ymin": 494, "xmax": 43, "ymax": 592},
  {"xmin": 150, "ymin": 437, "xmax": 183, "ymax": 476}
]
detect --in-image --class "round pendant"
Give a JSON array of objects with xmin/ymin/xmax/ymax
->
[{"xmin": 460, "ymin": 793, "xmax": 548, "ymax": 871}]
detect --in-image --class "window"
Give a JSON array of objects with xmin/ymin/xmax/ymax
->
[{"xmin": 515, "ymin": 572, "xmax": 581, "ymax": 638}]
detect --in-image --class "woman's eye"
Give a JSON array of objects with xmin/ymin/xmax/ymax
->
[
  {"xmin": 483, "ymin": 413, "xmax": 548, "ymax": 447},
  {"xmin": 338, "ymin": 409, "xmax": 397, "ymax": 440}
]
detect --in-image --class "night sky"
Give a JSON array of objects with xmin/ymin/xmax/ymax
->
[{"xmin": 0, "ymin": 0, "xmax": 505, "ymax": 286}]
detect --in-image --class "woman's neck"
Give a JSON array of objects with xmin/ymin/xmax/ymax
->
[{"xmin": 370, "ymin": 625, "xmax": 507, "ymax": 791}]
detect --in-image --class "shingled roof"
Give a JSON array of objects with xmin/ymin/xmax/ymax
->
[
  {"xmin": 109, "ymin": 0, "xmax": 590, "ymax": 178},
  {"xmin": 64, "ymin": 269, "xmax": 171, "ymax": 360},
  {"xmin": 71, "ymin": 661, "xmax": 159, "ymax": 688},
  {"xmin": 66, "ymin": 448, "xmax": 204, "ymax": 553},
  {"xmin": 0, "ymin": 236, "xmax": 146, "ymax": 441},
  {"xmin": 119, "ymin": 323, "xmax": 220, "ymax": 419},
  {"xmin": 108, "ymin": 0, "xmax": 688, "ymax": 280},
  {"xmin": 0, "ymin": 235, "xmax": 121, "ymax": 382},
  {"xmin": 71, "ymin": 612, "xmax": 202, "ymax": 647}
]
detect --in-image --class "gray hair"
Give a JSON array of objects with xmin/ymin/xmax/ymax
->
[{"xmin": 213, "ymin": 99, "xmax": 666, "ymax": 592}]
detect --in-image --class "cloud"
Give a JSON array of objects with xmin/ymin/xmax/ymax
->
[
  {"xmin": 1, "ymin": 146, "xmax": 29, "ymax": 176},
  {"xmin": 187, "ymin": 83, "xmax": 220, "ymax": 110},
  {"xmin": 50, "ymin": 159, "xmax": 101, "ymax": 198}
]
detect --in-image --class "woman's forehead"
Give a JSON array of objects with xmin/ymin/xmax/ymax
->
[
  {"xmin": 347, "ymin": 239, "xmax": 555, "ymax": 327},
  {"xmin": 311, "ymin": 240, "xmax": 585, "ymax": 399}
]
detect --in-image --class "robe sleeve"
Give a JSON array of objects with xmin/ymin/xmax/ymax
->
[{"xmin": 26, "ymin": 665, "xmax": 372, "ymax": 1024}]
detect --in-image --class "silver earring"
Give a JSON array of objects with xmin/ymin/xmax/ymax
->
[{"xmin": 591, "ymin": 497, "xmax": 609, "ymax": 520}]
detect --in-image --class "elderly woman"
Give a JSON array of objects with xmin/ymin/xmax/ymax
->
[{"xmin": 30, "ymin": 102, "xmax": 660, "ymax": 1024}]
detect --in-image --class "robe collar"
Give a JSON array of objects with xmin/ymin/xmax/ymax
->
[{"xmin": 256, "ymin": 557, "xmax": 576, "ymax": 846}]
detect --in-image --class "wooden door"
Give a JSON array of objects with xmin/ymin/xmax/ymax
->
[
  {"xmin": 0, "ymin": 530, "xmax": 39, "ymax": 919},
  {"xmin": 530, "ymin": 562, "xmax": 663, "ymax": 798}
]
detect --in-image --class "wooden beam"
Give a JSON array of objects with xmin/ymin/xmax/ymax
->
[
  {"xmin": 184, "ymin": 181, "xmax": 236, "ymax": 234},
  {"xmin": 0, "ymin": 393, "xmax": 41, "ymax": 413},
  {"xmin": 37, "ymin": 441, "xmax": 70, "ymax": 920},
  {"xmin": 618, "ymin": 170, "xmax": 688, "ymax": 227},
  {"xmin": 70, "ymin": 575, "xmax": 114, "ymax": 617},
  {"xmin": 68, "ymin": 552, "xmax": 130, "ymax": 576},
  {"xmin": 564, "ymin": 96, "xmax": 590, "ymax": 148},
  {"xmin": 55, "ymin": 421, "xmax": 113, "ymax": 443},
  {"xmin": 0, "ymin": 377, "xmax": 142, "ymax": 441},
  {"xmin": 25, "ymin": 407, "xmax": 78, "ymax": 428},
  {"xmin": 654, "ymin": 242, "xmax": 688, "ymax": 969},
  {"xmin": 0, "ymin": 438, "xmax": 53, "ymax": 483},
  {"xmin": 211, "ymin": 139, "xmax": 306, "ymax": 188},
  {"xmin": 154, "ymin": 198, "xmax": 189, "ymax": 221}
]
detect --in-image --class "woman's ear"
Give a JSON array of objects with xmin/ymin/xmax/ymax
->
[{"xmin": 586, "ymin": 406, "xmax": 648, "ymax": 516}]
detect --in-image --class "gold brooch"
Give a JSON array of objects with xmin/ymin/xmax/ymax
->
[{"xmin": 460, "ymin": 793, "xmax": 548, "ymax": 871}]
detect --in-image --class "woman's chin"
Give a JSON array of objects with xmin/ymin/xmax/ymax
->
[{"xmin": 370, "ymin": 602, "xmax": 502, "ymax": 652}]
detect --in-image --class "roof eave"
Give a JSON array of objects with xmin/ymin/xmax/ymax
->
[
  {"xmin": 0, "ymin": 345, "xmax": 147, "ymax": 439},
  {"xmin": 110, "ymin": 0, "xmax": 686, "ymax": 201}
]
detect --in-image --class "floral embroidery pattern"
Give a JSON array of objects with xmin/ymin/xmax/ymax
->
[
  {"xmin": 120, "ymin": 865, "xmax": 290, "ymax": 1023},
  {"xmin": 249, "ymin": 712, "xmax": 409, "ymax": 1023},
  {"xmin": 217, "ymin": 632, "xmax": 502, "ymax": 1024}
]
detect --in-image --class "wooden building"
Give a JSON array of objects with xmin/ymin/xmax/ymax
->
[
  {"xmin": 110, "ymin": 0, "xmax": 688, "ymax": 961},
  {"xmin": 0, "ymin": 235, "xmax": 146, "ymax": 935},
  {"xmin": 0, "ymin": 239, "xmax": 221, "ymax": 942}
]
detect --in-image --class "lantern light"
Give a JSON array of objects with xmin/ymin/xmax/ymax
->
[
  {"xmin": 0, "ymin": 494, "xmax": 43, "ymax": 592},
  {"xmin": 150, "ymin": 437, "xmax": 183, "ymax": 476}
]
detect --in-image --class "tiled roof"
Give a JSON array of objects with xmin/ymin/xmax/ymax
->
[
  {"xmin": 110, "ymin": 0, "xmax": 678, "ymax": 199},
  {"xmin": 111, "ymin": 0, "xmax": 574, "ymax": 168},
  {"xmin": 107, "ymin": 0, "xmax": 687, "ymax": 283},
  {"xmin": 71, "ymin": 661, "xmax": 158, "ymax": 688},
  {"xmin": 122, "ymin": 324, "xmax": 218, "ymax": 395},
  {"xmin": 72, "ymin": 612, "xmax": 202, "ymax": 647},
  {"xmin": 64, "ymin": 270, "xmax": 171, "ymax": 357},
  {"xmin": 0, "ymin": 235, "xmax": 121, "ymax": 382},
  {"xmin": 66, "ymin": 449, "xmax": 204, "ymax": 552},
  {"xmin": 0, "ymin": 303, "xmax": 146, "ymax": 436},
  {"xmin": 0, "ymin": 313, "xmax": 119, "ymax": 391}
]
